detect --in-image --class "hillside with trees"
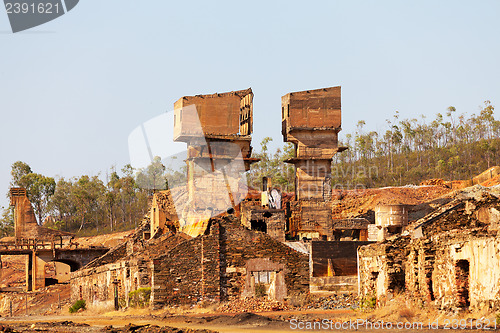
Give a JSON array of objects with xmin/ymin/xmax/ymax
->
[
  {"xmin": 248, "ymin": 101, "xmax": 500, "ymax": 191},
  {"xmin": 0, "ymin": 100, "xmax": 497, "ymax": 237}
]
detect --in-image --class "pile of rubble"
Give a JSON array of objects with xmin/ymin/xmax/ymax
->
[
  {"xmin": 300, "ymin": 293, "xmax": 359, "ymax": 310},
  {"xmin": 104, "ymin": 324, "xmax": 217, "ymax": 333},
  {"xmin": 216, "ymin": 298, "xmax": 291, "ymax": 313},
  {"xmin": 216, "ymin": 293, "xmax": 359, "ymax": 313}
]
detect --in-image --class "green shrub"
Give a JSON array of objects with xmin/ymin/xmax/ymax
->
[
  {"xmin": 128, "ymin": 287, "xmax": 151, "ymax": 308},
  {"xmin": 69, "ymin": 299, "xmax": 86, "ymax": 313},
  {"xmin": 255, "ymin": 283, "xmax": 267, "ymax": 298},
  {"xmin": 360, "ymin": 296, "xmax": 376, "ymax": 310}
]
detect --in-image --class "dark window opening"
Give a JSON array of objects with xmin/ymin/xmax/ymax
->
[
  {"xmin": 426, "ymin": 271, "xmax": 435, "ymax": 301},
  {"xmin": 251, "ymin": 219, "xmax": 267, "ymax": 233},
  {"xmin": 370, "ymin": 272, "xmax": 379, "ymax": 291},
  {"xmin": 334, "ymin": 229, "xmax": 361, "ymax": 241},
  {"xmin": 455, "ymin": 259, "xmax": 470, "ymax": 308},
  {"xmin": 386, "ymin": 226, "xmax": 402, "ymax": 236},
  {"xmin": 45, "ymin": 278, "xmax": 58, "ymax": 286},
  {"xmin": 388, "ymin": 272, "xmax": 405, "ymax": 293}
]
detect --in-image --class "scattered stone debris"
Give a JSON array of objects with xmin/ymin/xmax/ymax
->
[
  {"xmin": 216, "ymin": 293, "xmax": 358, "ymax": 313},
  {"xmin": 302, "ymin": 293, "xmax": 358, "ymax": 310},
  {"xmin": 0, "ymin": 322, "xmax": 217, "ymax": 333},
  {"xmin": 217, "ymin": 298, "xmax": 291, "ymax": 313},
  {"xmin": 103, "ymin": 324, "xmax": 217, "ymax": 333}
]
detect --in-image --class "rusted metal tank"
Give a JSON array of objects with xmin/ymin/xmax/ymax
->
[{"xmin": 375, "ymin": 204, "xmax": 408, "ymax": 227}]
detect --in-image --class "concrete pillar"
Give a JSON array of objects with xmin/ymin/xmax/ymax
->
[
  {"xmin": 31, "ymin": 253, "xmax": 46, "ymax": 290},
  {"xmin": 25, "ymin": 254, "xmax": 31, "ymax": 292}
]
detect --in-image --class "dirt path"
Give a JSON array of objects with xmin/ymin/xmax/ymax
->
[{"xmin": 0, "ymin": 311, "xmax": 489, "ymax": 333}]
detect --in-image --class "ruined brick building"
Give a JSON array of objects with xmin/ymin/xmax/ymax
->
[
  {"xmin": 358, "ymin": 186, "xmax": 500, "ymax": 311},
  {"xmin": 71, "ymin": 211, "xmax": 309, "ymax": 308}
]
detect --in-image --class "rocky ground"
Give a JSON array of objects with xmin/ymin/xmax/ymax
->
[{"xmin": 0, "ymin": 321, "xmax": 218, "ymax": 332}]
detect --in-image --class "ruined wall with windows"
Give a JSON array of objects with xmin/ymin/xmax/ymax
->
[
  {"xmin": 358, "ymin": 187, "xmax": 500, "ymax": 311},
  {"xmin": 71, "ymin": 258, "xmax": 150, "ymax": 309}
]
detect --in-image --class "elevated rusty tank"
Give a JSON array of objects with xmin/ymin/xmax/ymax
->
[
  {"xmin": 374, "ymin": 204, "xmax": 408, "ymax": 241},
  {"xmin": 375, "ymin": 204, "xmax": 408, "ymax": 227}
]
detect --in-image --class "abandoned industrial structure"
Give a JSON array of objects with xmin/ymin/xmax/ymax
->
[
  {"xmin": 358, "ymin": 185, "xmax": 500, "ymax": 312},
  {"xmin": 68, "ymin": 86, "xmax": 386, "ymax": 307},
  {"xmin": 5, "ymin": 85, "xmax": 500, "ymax": 314},
  {"xmin": 1, "ymin": 188, "xmax": 108, "ymax": 292}
]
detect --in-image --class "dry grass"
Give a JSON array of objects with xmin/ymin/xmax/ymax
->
[
  {"xmin": 356, "ymin": 293, "xmax": 438, "ymax": 323},
  {"xmin": 356, "ymin": 293, "xmax": 500, "ymax": 327}
]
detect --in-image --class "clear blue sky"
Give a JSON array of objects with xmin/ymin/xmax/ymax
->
[{"xmin": 1, "ymin": 1, "xmax": 499, "ymax": 209}]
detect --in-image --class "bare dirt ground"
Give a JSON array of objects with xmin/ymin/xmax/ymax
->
[
  {"xmin": 0, "ymin": 308, "xmax": 496, "ymax": 333},
  {"xmin": 0, "ymin": 293, "xmax": 496, "ymax": 332}
]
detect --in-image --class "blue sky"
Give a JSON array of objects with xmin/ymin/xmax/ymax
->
[{"xmin": 1, "ymin": 1, "xmax": 499, "ymax": 208}]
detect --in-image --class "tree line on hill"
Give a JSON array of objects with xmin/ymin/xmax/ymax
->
[
  {"xmin": 0, "ymin": 100, "xmax": 497, "ymax": 237},
  {"xmin": 248, "ymin": 100, "xmax": 500, "ymax": 191},
  {"xmin": 332, "ymin": 101, "xmax": 499, "ymax": 188}
]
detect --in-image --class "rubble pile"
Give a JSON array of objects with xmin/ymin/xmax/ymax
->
[
  {"xmin": 216, "ymin": 293, "xmax": 359, "ymax": 313},
  {"xmin": 216, "ymin": 298, "xmax": 291, "ymax": 313},
  {"xmin": 104, "ymin": 324, "xmax": 217, "ymax": 333},
  {"xmin": 301, "ymin": 293, "xmax": 359, "ymax": 310}
]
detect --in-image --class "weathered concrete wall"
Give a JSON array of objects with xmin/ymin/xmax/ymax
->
[
  {"xmin": 71, "ymin": 258, "xmax": 150, "ymax": 309},
  {"xmin": 281, "ymin": 86, "xmax": 341, "ymax": 136},
  {"xmin": 310, "ymin": 276, "xmax": 358, "ymax": 293},
  {"xmin": 174, "ymin": 88, "xmax": 252, "ymax": 138}
]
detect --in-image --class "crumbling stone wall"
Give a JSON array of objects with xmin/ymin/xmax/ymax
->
[
  {"xmin": 151, "ymin": 215, "xmax": 309, "ymax": 308},
  {"xmin": 360, "ymin": 188, "xmax": 500, "ymax": 311},
  {"xmin": 71, "ymin": 258, "xmax": 150, "ymax": 309},
  {"xmin": 151, "ymin": 224, "xmax": 220, "ymax": 306},
  {"xmin": 405, "ymin": 238, "xmax": 436, "ymax": 304},
  {"xmin": 358, "ymin": 237, "xmax": 409, "ymax": 305}
]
